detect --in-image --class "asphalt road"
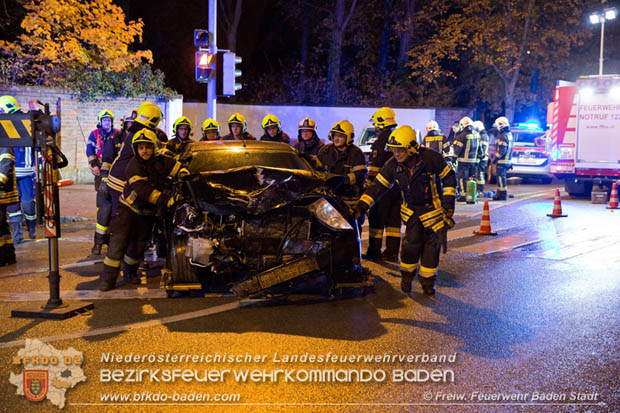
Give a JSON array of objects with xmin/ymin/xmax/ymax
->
[{"xmin": 0, "ymin": 180, "xmax": 618, "ymax": 412}]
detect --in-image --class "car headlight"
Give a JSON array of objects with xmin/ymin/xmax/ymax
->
[{"xmin": 308, "ymin": 198, "xmax": 353, "ymax": 231}]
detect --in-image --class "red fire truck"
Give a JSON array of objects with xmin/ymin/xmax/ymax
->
[{"xmin": 549, "ymin": 75, "xmax": 620, "ymax": 196}]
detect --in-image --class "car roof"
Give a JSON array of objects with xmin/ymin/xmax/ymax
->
[{"xmin": 190, "ymin": 140, "xmax": 298, "ymax": 153}]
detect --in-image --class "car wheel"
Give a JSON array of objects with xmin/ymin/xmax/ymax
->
[{"xmin": 168, "ymin": 233, "xmax": 199, "ymax": 284}]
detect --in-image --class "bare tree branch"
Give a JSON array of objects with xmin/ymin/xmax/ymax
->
[{"xmin": 342, "ymin": 0, "xmax": 358, "ymax": 29}]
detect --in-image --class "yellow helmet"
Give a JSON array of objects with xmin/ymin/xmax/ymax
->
[
  {"xmin": 494, "ymin": 116, "xmax": 510, "ymax": 130},
  {"xmin": 386, "ymin": 125, "xmax": 419, "ymax": 156},
  {"xmin": 202, "ymin": 118, "xmax": 219, "ymax": 132},
  {"xmin": 328, "ymin": 120, "xmax": 355, "ymax": 145},
  {"xmin": 459, "ymin": 116, "xmax": 474, "ymax": 129},
  {"xmin": 97, "ymin": 109, "xmax": 114, "ymax": 127},
  {"xmin": 371, "ymin": 107, "xmax": 396, "ymax": 129},
  {"xmin": 426, "ymin": 120, "xmax": 440, "ymax": 132},
  {"xmin": 228, "ymin": 113, "xmax": 247, "ymax": 133},
  {"xmin": 131, "ymin": 128, "xmax": 159, "ymax": 156},
  {"xmin": 135, "ymin": 103, "xmax": 162, "ymax": 129},
  {"xmin": 173, "ymin": 116, "xmax": 192, "ymax": 136},
  {"xmin": 262, "ymin": 114, "xmax": 281, "ymax": 132},
  {"xmin": 0, "ymin": 95, "xmax": 20, "ymax": 114}
]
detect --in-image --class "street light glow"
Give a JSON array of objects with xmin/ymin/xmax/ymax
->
[
  {"xmin": 590, "ymin": 14, "xmax": 600, "ymax": 24},
  {"xmin": 605, "ymin": 9, "xmax": 616, "ymax": 20}
]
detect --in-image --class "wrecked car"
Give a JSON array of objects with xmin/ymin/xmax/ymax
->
[{"xmin": 161, "ymin": 140, "xmax": 367, "ymax": 298}]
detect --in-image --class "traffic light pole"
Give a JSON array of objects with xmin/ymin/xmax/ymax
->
[{"xmin": 207, "ymin": 0, "xmax": 217, "ymax": 119}]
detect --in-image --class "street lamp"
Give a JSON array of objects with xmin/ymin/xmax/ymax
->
[{"xmin": 590, "ymin": 7, "xmax": 617, "ymax": 75}]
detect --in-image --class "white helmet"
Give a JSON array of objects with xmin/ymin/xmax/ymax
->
[
  {"xmin": 426, "ymin": 120, "xmax": 440, "ymax": 132},
  {"xmin": 459, "ymin": 116, "xmax": 473, "ymax": 128},
  {"xmin": 473, "ymin": 120, "xmax": 485, "ymax": 132},
  {"xmin": 494, "ymin": 116, "xmax": 510, "ymax": 130}
]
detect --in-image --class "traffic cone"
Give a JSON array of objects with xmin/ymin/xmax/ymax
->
[
  {"xmin": 547, "ymin": 188, "xmax": 567, "ymax": 218},
  {"xmin": 607, "ymin": 182, "xmax": 619, "ymax": 209},
  {"xmin": 474, "ymin": 201, "xmax": 497, "ymax": 235}
]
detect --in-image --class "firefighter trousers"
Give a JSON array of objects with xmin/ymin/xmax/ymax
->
[
  {"xmin": 0, "ymin": 204, "xmax": 16, "ymax": 266},
  {"xmin": 94, "ymin": 182, "xmax": 112, "ymax": 245},
  {"xmin": 367, "ymin": 187, "xmax": 401, "ymax": 258},
  {"xmin": 457, "ymin": 162, "xmax": 478, "ymax": 195},
  {"xmin": 101, "ymin": 205, "xmax": 154, "ymax": 285},
  {"xmin": 399, "ymin": 218, "xmax": 440, "ymax": 287}
]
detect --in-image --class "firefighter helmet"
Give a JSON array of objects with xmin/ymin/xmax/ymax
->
[
  {"xmin": 0, "ymin": 95, "xmax": 20, "ymax": 114},
  {"xmin": 262, "ymin": 114, "xmax": 281, "ymax": 133},
  {"xmin": 371, "ymin": 107, "xmax": 396, "ymax": 129},
  {"xmin": 122, "ymin": 109, "xmax": 138, "ymax": 129},
  {"xmin": 131, "ymin": 128, "xmax": 159, "ymax": 156},
  {"xmin": 97, "ymin": 109, "xmax": 114, "ymax": 128},
  {"xmin": 386, "ymin": 125, "xmax": 419, "ymax": 156},
  {"xmin": 135, "ymin": 103, "xmax": 162, "ymax": 129},
  {"xmin": 459, "ymin": 116, "xmax": 473, "ymax": 129},
  {"xmin": 298, "ymin": 117, "xmax": 318, "ymax": 139},
  {"xmin": 328, "ymin": 120, "xmax": 354, "ymax": 145},
  {"xmin": 202, "ymin": 118, "xmax": 219, "ymax": 132},
  {"xmin": 473, "ymin": 120, "xmax": 485, "ymax": 132},
  {"xmin": 426, "ymin": 120, "xmax": 440, "ymax": 132},
  {"xmin": 173, "ymin": 116, "xmax": 192, "ymax": 136},
  {"xmin": 228, "ymin": 113, "xmax": 247, "ymax": 133},
  {"xmin": 494, "ymin": 116, "xmax": 510, "ymax": 130}
]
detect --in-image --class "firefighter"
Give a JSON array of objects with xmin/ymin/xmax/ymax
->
[
  {"xmin": 451, "ymin": 116, "xmax": 480, "ymax": 202},
  {"xmin": 422, "ymin": 120, "xmax": 451, "ymax": 158},
  {"xmin": 0, "ymin": 96, "xmax": 37, "ymax": 243},
  {"xmin": 90, "ymin": 110, "xmax": 137, "ymax": 256},
  {"xmin": 294, "ymin": 117, "xmax": 323, "ymax": 155},
  {"xmin": 163, "ymin": 116, "xmax": 194, "ymax": 157},
  {"xmin": 201, "ymin": 118, "xmax": 220, "ymax": 141},
  {"xmin": 473, "ymin": 120, "xmax": 490, "ymax": 196},
  {"xmin": 87, "ymin": 109, "xmax": 118, "ymax": 191},
  {"xmin": 99, "ymin": 129, "xmax": 189, "ymax": 291},
  {"xmin": 0, "ymin": 145, "xmax": 18, "ymax": 266},
  {"xmin": 364, "ymin": 107, "xmax": 401, "ymax": 262},
  {"xmin": 492, "ymin": 116, "xmax": 513, "ymax": 201},
  {"xmin": 314, "ymin": 120, "xmax": 367, "ymax": 213},
  {"xmin": 354, "ymin": 125, "xmax": 456, "ymax": 295},
  {"xmin": 107, "ymin": 102, "xmax": 163, "ymax": 216},
  {"xmin": 260, "ymin": 114, "xmax": 290, "ymax": 144},
  {"xmin": 222, "ymin": 113, "xmax": 255, "ymax": 141}
]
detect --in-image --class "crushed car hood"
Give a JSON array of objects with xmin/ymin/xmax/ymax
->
[{"xmin": 183, "ymin": 166, "xmax": 346, "ymax": 215}]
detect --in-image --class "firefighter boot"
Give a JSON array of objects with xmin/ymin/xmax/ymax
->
[
  {"xmin": 27, "ymin": 220, "xmax": 37, "ymax": 239},
  {"xmin": 10, "ymin": 222, "xmax": 23, "ymax": 245},
  {"xmin": 364, "ymin": 237, "xmax": 383, "ymax": 262},
  {"xmin": 123, "ymin": 263, "xmax": 141, "ymax": 285},
  {"xmin": 492, "ymin": 190, "xmax": 507, "ymax": 201},
  {"xmin": 99, "ymin": 265, "xmax": 119, "ymax": 291},
  {"xmin": 419, "ymin": 275, "xmax": 436, "ymax": 296},
  {"xmin": 91, "ymin": 233, "xmax": 105, "ymax": 256},
  {"xmin": 400, "ymin": 271, "xmax": 414, "ymax": 293}
]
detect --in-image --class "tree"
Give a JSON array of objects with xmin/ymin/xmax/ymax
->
[
  {"xmin": 219, "ymin": 0, "xmax": 243, "ymax": 51},
  {"xmin": 407, "ymin": 0, "xmax": 591, "ymax": 121},
  {"xmin": 0, "ymin": 0, "xmax": 154, "ymax": 87},
  {"xmin": 326, "ymin": 0, "xmax": 358, "ymax": 104}
]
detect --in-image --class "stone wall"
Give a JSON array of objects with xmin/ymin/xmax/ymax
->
[{"xmin": 0, "ymin": 85, "xmax": 182, "ymax": 183}]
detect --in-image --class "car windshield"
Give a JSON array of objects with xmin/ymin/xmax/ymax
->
[
  {"xmin": 513, "ymin": 130, "xmax": 546, "ymax": 147},
  {"xmin": 358, "ymin": 128, "xmax": 378, "ymax": 146},
  {"xmin": 190, "ymin": 149, "xmax": 312, "ymax": 172}
]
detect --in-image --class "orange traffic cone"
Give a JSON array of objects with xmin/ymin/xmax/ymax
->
[
  {"xmin": 474, "ymin": 201, "xmax": 497, "ymax": 235},
  {"xmin": 607, "ymin": 182, "xmax": 619, "ymax": 209},
  {"xmin": 547, "ymin": 188, "xmax": 567, "ymax": 218}
]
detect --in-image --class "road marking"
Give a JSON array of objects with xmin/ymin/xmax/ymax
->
[
  {"xmin": 0, "ymin": 300, "xmax": 242, "ymax": 349},
  {"xmin": 456, "ymin": 188, "xmax": 553, "ymax": 218},
  {"xmin": 453, "ymin": 232, "xmax": 542, "ymax": 254},
  {"xmin": 0, "ymin": 289, "xmax": 166, "ymax": 302}
]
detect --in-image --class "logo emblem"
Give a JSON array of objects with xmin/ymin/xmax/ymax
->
[{"xmin": 23, "ymin": 370, "xmax": 48, "ymax": 402}]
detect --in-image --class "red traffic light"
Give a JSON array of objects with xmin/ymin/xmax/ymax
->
[{"xmin": 196, "ymin": 51, "xmax": 216, "ymax": 83}]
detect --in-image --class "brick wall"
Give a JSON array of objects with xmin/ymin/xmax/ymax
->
[
  {"xmin": 435, "ymin": 108, "xmax": 474, "ymax": 137},
  {"xmin": 0, "ymin": 85, "xmax": 182, "ymax": 183}
]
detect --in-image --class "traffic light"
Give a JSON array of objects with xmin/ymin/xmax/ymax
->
[
  {"xmin": 195, "ymin": 50, "xmax": 216, "ymax": 83},
  {"xmin": 194, "ymin": 29, "xmax": 211, "ymax": 48},
  {"xmin": 217, "ymin": 51, "xmax": 243, "ymax": 96}
]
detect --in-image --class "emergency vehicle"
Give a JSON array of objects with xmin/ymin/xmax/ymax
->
[{"xmin": 549, "ymin": 75, "xmax": 620, "ymax": 196}]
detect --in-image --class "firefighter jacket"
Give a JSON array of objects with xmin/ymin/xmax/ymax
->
[
  {"xmin": 222, "ymin": 132, "xmax": 256, "ymax": 141},
  {"xmin": 495, "ymin": 128, "xmax": 513, "ymax": 166},
  {"xmin": 0, "ymin": 148, "xmax": 18, "ymax": 205},
  {"xmin": 119, "ymin": 153, "xmax": 189, "ymax": 216},
  {"xmin": 86, "ymin": 127, "xmax": 118, "ymax": 168},
  {"xmin": 451, "ymin": 126, "xmax": 480, "ymax": 164},
  {"xmin": 422, "ymin": 130, "xmax": 450, "ymax": 157},
  {"xmin": 366, "ymin": 126, "xmax": 396, "ymax": 186},
  {"xmin": 359, "ymin": 148, "xmax": 456, "ymax": 232},
  {"xmin": 161, "ymin": 137, "xmax": 193, "ymax": 159},
  {"xmin": 314, "ymin": 144, "xmax": 367, "ymax": 205},
  {"xmin": 260, "ymin": 131, "xmax": 291, "ymax": 144},
  {"xmin": 477, "ymin": 129, "xmax": 490, "ymax": 163},
  {"xmin": 294, "ymin": 136, "xmax": 323, "ymax": 155},
  {"xmin": 14, "ymin": 147, "xmax": 38, "ymax": 178},
  {"xmin": 101, "ymin": 130, "xmax": 125, "ymax": 182},
  {"xmin": 107, "ymin": 124, "xmax": 150, "ymax": 194}
]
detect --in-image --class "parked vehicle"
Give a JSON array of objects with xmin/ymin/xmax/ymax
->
[
  {"xmin": 162, "ymin": 140, "xmax": 366, "ymax": 298},
  {"xmin": 507, "ymin": 122, "xmax": 553, "ymax": 184}
]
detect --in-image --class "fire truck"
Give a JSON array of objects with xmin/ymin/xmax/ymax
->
[{"xmin": 549, "ymin": 75, "xmax": 620, "ymax": 196}]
